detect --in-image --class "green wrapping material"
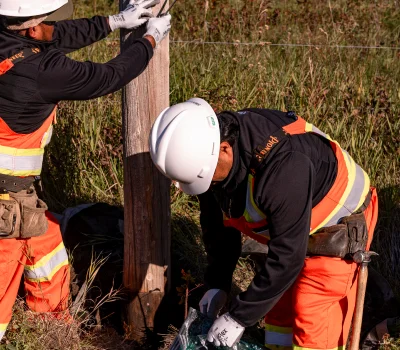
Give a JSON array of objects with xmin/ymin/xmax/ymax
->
[{"xmin": 170, "ymin": 308, "xmax": 266, "ymax": 350}]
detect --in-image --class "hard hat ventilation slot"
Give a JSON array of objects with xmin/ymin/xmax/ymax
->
[{"xmin": 211, "ymin": 142, "xmax": 216, "ymax": 155}]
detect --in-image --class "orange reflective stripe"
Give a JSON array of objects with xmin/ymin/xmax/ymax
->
[
  {"xmin": 0, "ymin": 59, "xmax": 13, "ymax": 75},
  {"xmin": 309, "ymin": 141, "xmax": 349, "ymax": 232}
]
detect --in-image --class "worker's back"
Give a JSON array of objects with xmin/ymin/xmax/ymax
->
[{"xmin": 212, "ymin": 108, "xmax": 338, "ymax": 217}]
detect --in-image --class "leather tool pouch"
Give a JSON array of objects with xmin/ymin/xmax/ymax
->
[
  {"xmin": 0, "ymin": 198, "xmax": 20, "ymax": 238},
  {"xmin": 0, "ymin": 189, "xmax": 48, "ymax": 239},
  {"xmin": 307, "ymin": 212, "xmax": 368, "ymax": 259}
]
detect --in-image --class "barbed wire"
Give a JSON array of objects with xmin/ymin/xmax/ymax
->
[
  {"xmin": 105, "ymin": 37, "xmax": 400, "ymax": 50},
  {"xmin": 169, "ymin": 40, "xmax": 400, "ymax": 50}
]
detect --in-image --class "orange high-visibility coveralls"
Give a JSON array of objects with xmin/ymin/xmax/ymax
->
[{"xmin": 0, "ymin": 212, "xmax": 70, "ymax": 340}]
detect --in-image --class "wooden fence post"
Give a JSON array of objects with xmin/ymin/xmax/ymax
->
[{"xmin": 120, "ymin": 0, "xmax": 171, "ymax": 341}]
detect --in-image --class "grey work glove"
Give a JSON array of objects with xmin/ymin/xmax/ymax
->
[
  {"xmin": 207, "ymin": 313, "xmax": 245, "ymax": 347},
  {"xmin": 108, "ymin": 0, "xmax": 160, "ymax": 31},
  {"xmin": 199, "ymin": 288, "xmax": 227, "ymax": 319},
  {"xmin": 143, "ymin": 13, "xmax": 171, "ymax": 47}
]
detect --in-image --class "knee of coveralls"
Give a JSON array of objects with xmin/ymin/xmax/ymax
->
[
  {"xmin": 23, "ymin": 212, "xmax": 70, "ymax": 315},
  {"xmin": 264, "ymin": 286, "xmax": 295, "ymax": 350},
  {"xmin": 0, "ymin": 239, "xmax": 28, "ymax": 340},
  {"xmin": 292, "ymin": 256, "xmax": 359, "ymax": 349}
]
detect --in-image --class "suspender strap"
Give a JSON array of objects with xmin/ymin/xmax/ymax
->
[{"xmin": 0, "ymin": 47, "xmax": 41, "ymax": 76}]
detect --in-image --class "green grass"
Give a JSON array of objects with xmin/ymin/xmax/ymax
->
[{"xmin": 6, "ymin": 0, "xmax": 400, "ymax": 348}]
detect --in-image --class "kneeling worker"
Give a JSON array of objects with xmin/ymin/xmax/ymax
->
[
  {"xmin": 0, "ymin": 0, "xmax": 171, "ymax": 341},
  {"xmin": 150, "ymin": 98, "xmax": 378, "ymax": 349}
]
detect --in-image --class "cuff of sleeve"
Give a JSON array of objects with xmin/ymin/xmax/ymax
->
[
  {"xmin": 227, "ymin": 312, "xmax": 247, "ymax": 328},
  {"xmin": 140, "ymin": 36, "xmax": 155, "ymax": 54},
  {"xmin": 229, "ymin": 296, "xmax": 255, "ymax": 327},
  {"xmin": 123, "ymin": 37, "xmax": 154, "ymax": 61},
  {"xmin": 101, "ymin": 16, "xmax": 113, "ymax": 34}
]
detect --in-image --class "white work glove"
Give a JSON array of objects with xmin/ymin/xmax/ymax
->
[
  {"xmin": 207, "ymin": 313, "xmax": 245, "ymax": 347},
  {"xmin": 108, "ymin": 0, "xmax": 160, "ymax": 31},
  {"xmin": 199, "ymin": 289, "xmax": 227, "ymax": 319},
  {"xmin": 143, "ymin": 14, "xmax": 171, "ymax": 47}
]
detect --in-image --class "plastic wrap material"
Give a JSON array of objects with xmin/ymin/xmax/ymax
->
[{"xmin": 170, "ymin": 308, "xmax": 266, "ymax": 350}]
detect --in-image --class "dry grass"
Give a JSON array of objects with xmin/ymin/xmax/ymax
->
[{"xmin": 0, "ymin": 255, "xmax": 133, "ymax": 350}]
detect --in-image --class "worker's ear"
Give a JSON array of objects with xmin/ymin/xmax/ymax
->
[
  {"xmin": 219, "ymin": 141, "xmax": 233, "ymax": 159},
  {"xmin": 27, "ymin": 25, "xmax": 41, "ymax": 39}
]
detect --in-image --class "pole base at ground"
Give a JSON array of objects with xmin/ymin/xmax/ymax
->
[{"xmin": 124, "ymin": 291, "xmax": 164, "ymax": 342}]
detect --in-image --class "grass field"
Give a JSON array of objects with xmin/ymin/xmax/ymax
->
[{"xmin": 2, "ymin": 0, "xmax": 400, "ymax": 348}]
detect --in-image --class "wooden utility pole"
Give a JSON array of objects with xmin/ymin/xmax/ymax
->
[{"xmin": 120, "ymin": 0, "xmax": 171, "ymax": 341}]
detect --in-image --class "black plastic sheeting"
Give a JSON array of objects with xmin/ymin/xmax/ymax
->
[{"xmin": 170, "ymin": 308, "xmax": 266, "ymax": 350}]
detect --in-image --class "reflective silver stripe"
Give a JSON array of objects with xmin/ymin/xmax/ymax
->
[
  {"xmin": 41, "ymin": 125, "xmax": 53, "ymax": 147},
  {"xmin": 311, "ymin": 125, "xmax": 331, "ymax": 139},
  {"xmin": 320, "ymin": 154, "xmax": 369, "ymax": 228},
  {"xmin": 24, "ymin": 245, "xmax": 68, "ymax": 282},
  {"xmin": 0, "ymin": 153, "xmax": 43, "ymax": 172},
  {"xmin": 265, "ymin": 330, "xmax": 293, "ymax": 347},
  {"xmin": 341, "ymin": 152, "xmax": 370, "ymax": 212}
]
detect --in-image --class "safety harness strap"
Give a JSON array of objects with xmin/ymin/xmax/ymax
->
[{"xmin": 0, "ymin": 47, "xmax": 41, "ymax": 76}]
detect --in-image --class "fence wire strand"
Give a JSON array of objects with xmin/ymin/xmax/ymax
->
[
  {"xmin": 106, "ymin": 38, "xmax": 400, "ymax": 50},
  {"xmin": 169, "ymin": 40, "xmax": 400, "ymax": 50}
]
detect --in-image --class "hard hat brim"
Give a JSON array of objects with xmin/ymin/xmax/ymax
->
[
  {"xmin": 46, "ymin": 0, "xmax": 73, "ymax": 21},
  {"xmin": 177, "ymin": 176, "xmax": 214, "ymax": 195}
]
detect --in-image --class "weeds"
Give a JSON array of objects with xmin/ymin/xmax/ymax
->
[{"xmin": 1, "ymin": 255, "xmax": 130, "ymax": 350}]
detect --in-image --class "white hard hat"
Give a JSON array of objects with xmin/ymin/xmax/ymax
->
[
  {"xmin": 0, "ymin": 0, "xmax": 72, "ymax": 19},
  {"xmin": 150, "ymin": 98, "xmax": 220, "ymax": 195}
]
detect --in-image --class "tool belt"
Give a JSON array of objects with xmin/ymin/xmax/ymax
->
[
  {"xmin": 0, "ymin": 173, "xmax": 37, "ymax": 192},
  {"xmin": 307, "ymin": 192, "xmax": 372, "ymax": 259},
  {"xmin": 0, "ymin": 187, "xmax": 48, "ymax": 239}
]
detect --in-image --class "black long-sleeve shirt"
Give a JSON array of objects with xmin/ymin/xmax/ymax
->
[
  {"xmin": 199, "ymin": 109, "xmax": 338, "ymax": 327},
  {"xmin": 0, "ymin": 16, "xmax": 153, "ymax": 133}
]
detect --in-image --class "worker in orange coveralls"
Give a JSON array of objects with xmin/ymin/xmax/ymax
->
[
  {"xmin": 0, "ymin": 0, "xmax": 171, "ymax": 341},
  {"xmin": 149, "ymin": 98, "xmax": 378, "ymax": 349}
]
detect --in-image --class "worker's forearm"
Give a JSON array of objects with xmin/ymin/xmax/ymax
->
[
  {"xmin": 229, "ymin": 246, "xmax": 305, "ymax": 327},
  {"xmin": 38, "ymin": 38, "xmax": 154, "ymax": 102},
  {"xmin": 199, "ymin": 191, "xmax": 242, "ymax": 293},
  {"xmin": 203, "ymin": 226, "xmax": 242, "ymax": 292}
]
